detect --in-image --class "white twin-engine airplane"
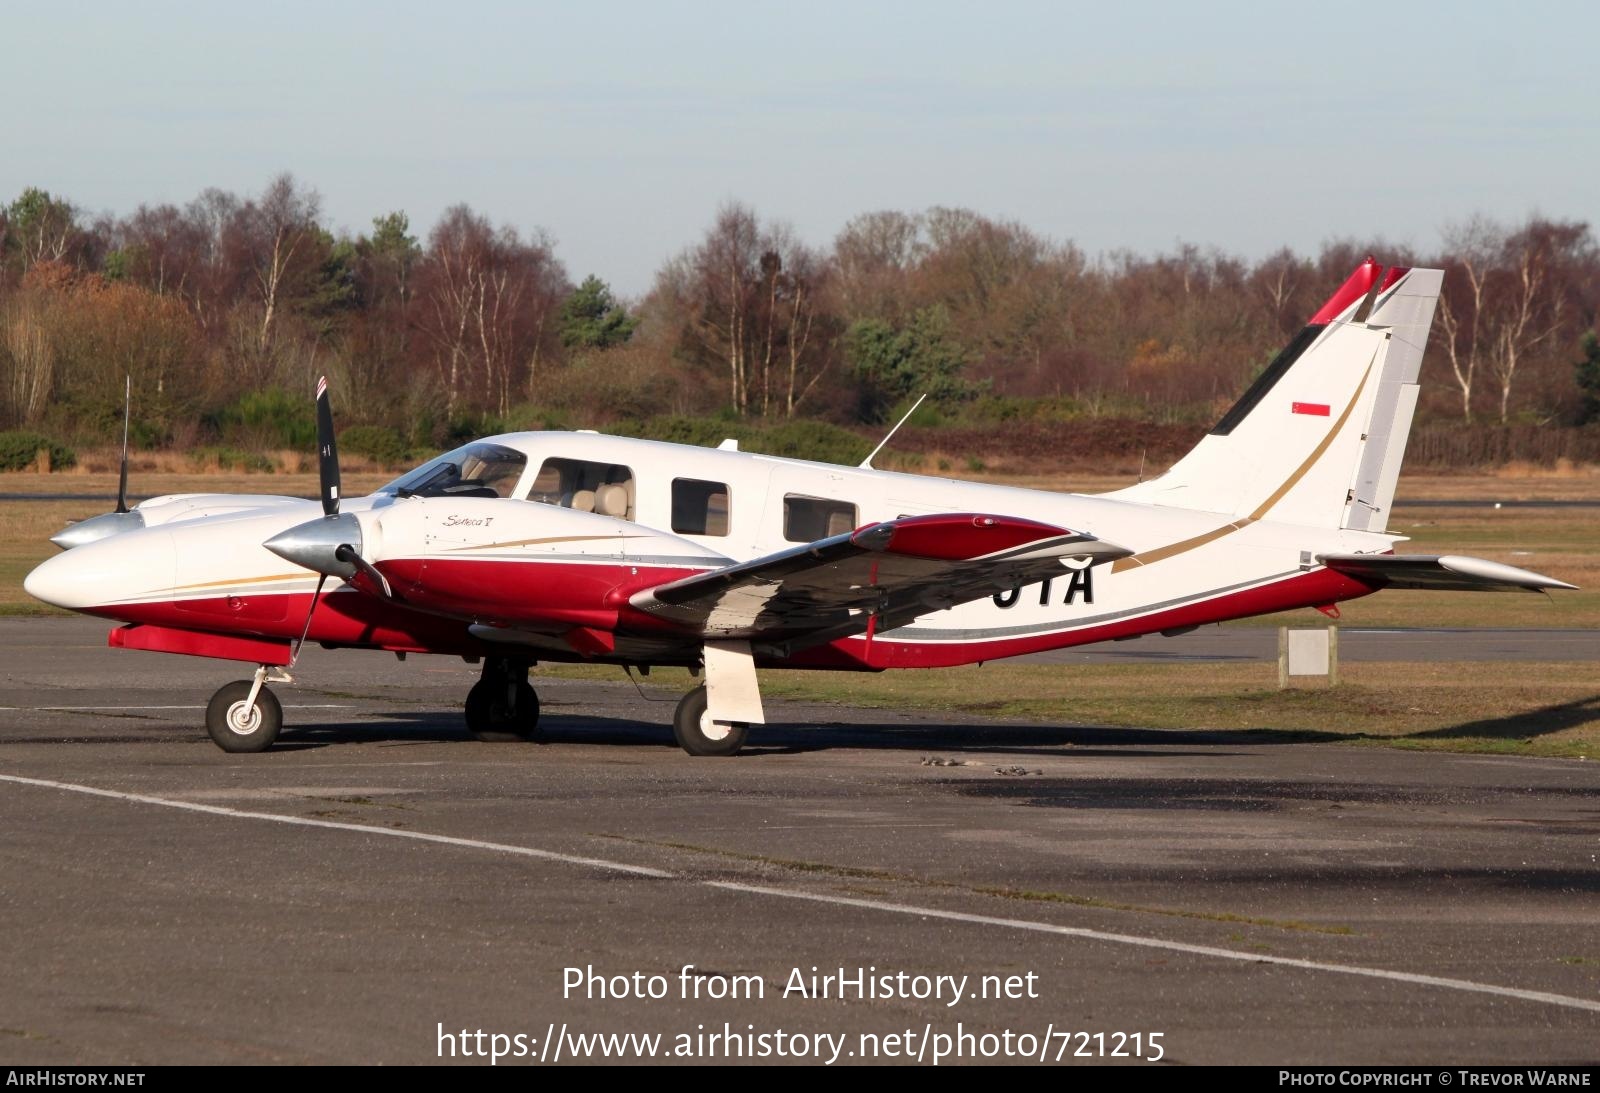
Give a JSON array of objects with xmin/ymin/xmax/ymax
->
[{"xmin": 25, "ymin": 259, "xmax": 1574, "ymax": 755}]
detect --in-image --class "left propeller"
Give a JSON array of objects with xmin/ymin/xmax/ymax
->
[
  {"xmin": 263, "ymin": 377, "xmax": 362, "ymax": 579},
  {"xmin": 265, "ymin": 376, "xmax": 396, "ymax": 609},
  {"xmin": 50, "ymin": 376, "xmax": 144, "ymax": 550},
  {"xmin": 266, "ymin": 377, "xmax": 352, "ymax": 661}
]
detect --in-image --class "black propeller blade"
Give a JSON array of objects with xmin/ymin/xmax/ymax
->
[
  {"xmin": 114, "ymin": 375, "xmax": 131, "ymax": 515},
  {"xmin": 316, "ymin": 375, "xmax": 340, "ymax": 517},
  {"xmin": 286, "ymin": 376, "xmax": 345, "ymax": 665},
  {"xmin": 291, "ymin": 573, "xmax": 330, "ymax": 664}
]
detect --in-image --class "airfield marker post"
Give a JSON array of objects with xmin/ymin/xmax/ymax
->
[{"xmin": 1280, "ymin": 626, "xmax": 1338, "ymax": 688}]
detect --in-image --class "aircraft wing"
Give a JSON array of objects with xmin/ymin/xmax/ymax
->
[
  {"xmin": 1317, "ymin": 553, "xmax": 1577, "ymax": 593},
  {"xmin": 629, "ymin": 513, "xmax": 1131, "ymax": 644}
]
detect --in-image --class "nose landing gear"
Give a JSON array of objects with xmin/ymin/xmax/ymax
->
[{"xmin": 205, "ymin": 666, "xmax": 284, "ymax": 753}]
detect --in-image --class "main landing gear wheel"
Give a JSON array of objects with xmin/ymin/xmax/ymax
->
[
  {"xmin": 206, "ymin": 680, "xmax": 283, "ymax": 753},
  {"xmin": 672, "ymin": 684, "xmax": 747, "ymax": 757},
  {"xmin": 465, "ymin": 657, "xmax": 541, "ymax": 742}
]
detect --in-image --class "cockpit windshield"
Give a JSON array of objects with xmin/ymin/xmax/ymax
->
[{"xmin": 378, "ymin": 442, "xmax": 528, "ymax": 499}]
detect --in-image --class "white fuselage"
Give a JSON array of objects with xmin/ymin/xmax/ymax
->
[{"xmin": 26, "ymin": 430, "xmax": 1399, "ymax": 670}]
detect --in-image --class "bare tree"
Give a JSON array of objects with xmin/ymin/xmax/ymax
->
[
  {"xmin": 1435, "ymin": 217, "xmax": 1499, "ymax": 422},
  {"xmin": 5, "ymin": 189, "xmax": 78, "ymax": 270},
  {"xmin": 2, "ymin": 293, "xmax": 55, "ymax": 425},
  {"xmin": 673, "ymin": 203, "xmax": 762, "ymax": 413},
  {"xmin": 1251, "ymin": 246, "xmax": 1308, "ymax": 333},
  {"xmin": 417, "ymin": 207, "xmax": 566, "ymax": 417},
  {"xmin": 833, "ymin": 210, "xmax": 923, "ymax": 321},
  {"xmin": 1437, "ymin": 216, "xmax": 1591, "ymax": 423},
  {"xmin": 1484, "ymin": 219, "xmax": 1586, "ymax": 423},
  {"xmin": 248, "ymin": 173, "xmax": 322, "ymax": 357},
  {"xmin": 663, "ymin": 204, "xmax": 839, "ymax": 417},
  {"xmin": 116, "ymin": 203, "xmax": 209, "ymax": 299}
]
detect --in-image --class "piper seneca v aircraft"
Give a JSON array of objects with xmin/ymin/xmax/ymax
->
[{"xmin": 25, "ymin": 259, "xmax": 1574, "ymax": 756}]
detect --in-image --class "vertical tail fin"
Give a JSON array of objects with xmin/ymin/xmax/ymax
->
[{"xmin": 1106, "ymin": 260, "xmax": 1442, "ymax": 531}]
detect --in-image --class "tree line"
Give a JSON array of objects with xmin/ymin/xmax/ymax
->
[{"xmin": 2, "ymin": 173, "xmax": 1597, "ymax": 467}]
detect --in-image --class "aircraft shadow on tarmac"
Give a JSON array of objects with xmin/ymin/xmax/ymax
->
[
  {"xmin": 23, "ymin": 695, "xmax": 1600, "ymax": 756},
  {"xmin": 268, "ymin": 710, "xmax": 1274, "ymax": 758},
  {"xmin": 1405, "ymin": 692, "xmax": 1600, "ymax": 743}
]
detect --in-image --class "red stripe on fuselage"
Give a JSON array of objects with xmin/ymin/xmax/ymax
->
[{"xmin": 78, "ymin": 559, "xmax": 1378, "ymax": 671}]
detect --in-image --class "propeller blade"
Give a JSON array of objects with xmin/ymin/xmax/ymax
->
[
  {"xmin": 115, "ymin": 375, "xmax": 131, "ymax": 514},
  {"xmin": 316, "ymin": 375, "xmax": 341, "ymax": 517},
  {"xmin": 291, "ymin": 572, "xmax": 330, "ymax": 665}
]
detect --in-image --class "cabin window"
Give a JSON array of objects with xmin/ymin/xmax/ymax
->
[
  {"xmin": 525, "ymin": 457, "xmax": 635, "ymax": 520},
  {"xmin": 783, "ymin": 494, "xmax": 857, "ymax": 542},
  {"xmin": 672, "ymin": 478, "xmax": 730, "ymax": 536}
]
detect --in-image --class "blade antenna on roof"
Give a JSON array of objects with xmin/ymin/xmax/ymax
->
[
  {"xmin": 114, "ymin": 375, "xmax": 131, "ymax": 514},
  {"xmin": 859, "ymin": 393, "xmax": 928, "ymax": 470}
]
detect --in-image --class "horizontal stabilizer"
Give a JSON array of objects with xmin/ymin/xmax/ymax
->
[
  {"xmin": 1317, "ymin": 553, "xmax": 1577, "ymax": 593},
  {"xmin": 631, "ymin": 513, "xmax": 1130, "ymax": 643}
]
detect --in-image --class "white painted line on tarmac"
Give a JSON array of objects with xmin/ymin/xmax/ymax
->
[
  {"xmin": 3, "ymin": 772, "xmax": 1597, "ymax": 1015},
  {"xmin": 0, "ymin": 705, "xmax": 353, "ymax": 711},
  {"xmin": 0, "ymin": 773, "xmax": 672, "ymax": 879},
  {"xmin": 704, "ymin": 881, "xmax": 1600, "ymax": 1015}
]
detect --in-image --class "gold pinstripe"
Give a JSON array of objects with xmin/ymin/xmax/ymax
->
[{"xmin": 1111, "ymin": 354, "xmax": 1377, "ymax": 574}]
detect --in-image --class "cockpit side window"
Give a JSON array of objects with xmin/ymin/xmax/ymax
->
[
  {"xmin": 380, "ymin": 442, "xmax": 527, "ymax": 499},
  {"xmin": 526, "ymin": 457, "xmax": 636, "ymax": 520}
]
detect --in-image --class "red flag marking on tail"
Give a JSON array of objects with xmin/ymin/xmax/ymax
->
[{"xmin": 1292, "ymin": 402, "xmax": 1331, "ymax": 416}]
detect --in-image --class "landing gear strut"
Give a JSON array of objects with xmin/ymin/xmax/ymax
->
[
  {"xmin": 465, "ymin": 656, "xmax": 541, "ymax": 741},
  {"xmin": 206, "ymin": 668, "xmax": 283, "ymax": 753}
]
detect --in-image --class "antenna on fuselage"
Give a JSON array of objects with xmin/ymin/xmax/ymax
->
[{"xmin": 859, "ymin": 393, "xmax": 928, "ymax": 470}]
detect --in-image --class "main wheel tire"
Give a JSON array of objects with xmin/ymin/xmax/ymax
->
[
  {"xmin": 465, "ymin": 678, "xmax": 541, "ymax": 741},
  {"xmin": 205, "ymin": 680, "xmax": 283, "ymax": 753},
  {"xmin": 672, "ymin": 685, "xmax": 747, "ymax": 757}
]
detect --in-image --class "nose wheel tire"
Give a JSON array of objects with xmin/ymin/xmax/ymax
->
[
  {"xmin": 672, "ymin": 684, "xmax": 747, "ymax": 757},
  {"xmin": 205, "ymin": 680, "xmax": 283, "ymax": 753},
  {"xmin": 465, "ymin": 679, "xmax": 542, "ymax": 741}
]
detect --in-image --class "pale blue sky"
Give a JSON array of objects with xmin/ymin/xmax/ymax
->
[{"xmin": 4, "ymin": 1, "xmax": 1595, "ymax": 294}]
